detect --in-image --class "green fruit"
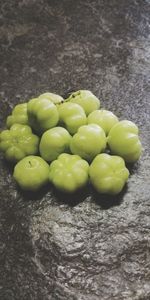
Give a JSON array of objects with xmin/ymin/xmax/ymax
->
[
  {"xmin": 0, "ymin": 124, "xmax": 39, "ymax": 162},
  {"xmin": 67, "ymin": 90, "xmax": 100, "ymax": 115},
  {"xmin": 13, "ymin": 156, "xmax": 49, "ymax": 191},
  {"xmin": 49, "ymin": 153, "xmax": 89, "ymax": 193},
  {"xmin": 58, "ymin": 102, "xmax": 87, "ymax": 134},
  {"xmin": 89, "ymin": 153, "xmax": 129, "ymax": 194},
  {"xmin": 6, "ymin": 103, "xmax": 29, "ymax": 128},
  {"xmin": 70, "ymin": 124, "xmax": 106, "ymax": 161},
  {"xmin": 39, "ymin": 127, "xmax": 72, "ymax": 162},
  {"xmin": 107, "ymin": 120, "xmax": 142, "ymax": 163},
  {"xmin": 27, "ymin": 98, "xmax": 59, "ymax": 134},
  {"xmin": 88, "ymin": 109, "xmax": 119, "ymax": 135},
  {"xmin": 38, "ymin": 92, "xmax": 64, "ymax": 105}
]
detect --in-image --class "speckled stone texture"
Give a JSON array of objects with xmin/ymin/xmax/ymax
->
[{"xmin": 0, "ymin": 0, "xmax": 150, "ymax": 299}]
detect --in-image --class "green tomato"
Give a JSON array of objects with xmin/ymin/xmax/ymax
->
[
  {"xmin": 13, "ymin": 156, "xmax": 49, "ymax": 191},
  {"xmin": 107, "ymin": 120, "xmax": 142, "ymax": 163},
  {"xmin": 89, "ymin": 153, "xmax": 129, "ymax": 194},
  {"xmin": 6, "ymin": 103, "xmax": 29, "ymax": 128},
  {"xmin": 49, "ymin": 153, "xmax": 89, "ymax": 193},
  {"xmin": 66, "ymin": 90, "xmax": 100, "ymax": 115},
  {"xmin": 58, "ymin": 102, "xmax": 87, "ymax": 134},
  {"xmin": 0, "ymin": 124, "xmax": 39, "ymax": 162},
  {"xmin": 70, "ymin": 124, "xmax": 106, "ymax": 161},
  {"xmin": 27, "ymin": 98, "xmax": 59, "ymax": 134},
  {"xmin": 39, "ymin": 127, "xmax": 72, "ymax": 162},
  {"xmin": 38, "ymin": 92, "xmax": 64, "ymax": 105},
  {"xmin": 88, "ymin": 109, "xmax": 119, "ymax": 135}
]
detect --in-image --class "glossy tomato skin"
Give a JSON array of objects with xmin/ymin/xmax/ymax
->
[
  {"xmin": 27, "ymin": 97, "xmax": 59, "ymax": 134},
  {"xmin": 13, "ymin": 155, "xmax": 49, "ymax": 191},
  {"xmin": 107, "ymin": 120, "xmax": 142, "ymax": 163},
  {"xmin": 0, "ymin": 124, "xmax": 39, "ymax": 163},
  {"xmin": 39, "ymin": 127, "xmax": 72, "ymax": 162},
  {"xmin": 49, "ymin": 153, "xmax": 89, "ymax": 193},
  {"xmin": 89, "ymin": 153, "xmax": 129, "ymax": 194},
  {"xmin": 67, "ymin": 90, "xmax": 100, "ymax": 116},
  {"xmin": 58, "ymin": 102, "xmax": 87, "ymax": 135},
  {"xmin": 88, "ymin": 109, "xmax": 118, "ymax": 135},
  {"xmin": 70, "ymin": 124, "xmax": 106, "ymax": 162}
]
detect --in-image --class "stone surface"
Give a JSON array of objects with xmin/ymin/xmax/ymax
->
[{"xmin": 0, "ymin": 0, "xmax": 150, "ymax": 299}]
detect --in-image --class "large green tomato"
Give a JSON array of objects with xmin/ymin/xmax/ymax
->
[
  {"xmin": 107, "ymin": 120, "xmax": 142, "ymax": 163},
  {"xmin": 13, "ymin": 156, "xmax": 49, "ymax": 191},
  {"xmin": 89, "ymin": 153, "xmax": 129, "ymax": 194},
  {"xmin": 6, "ymin": 103, "xmax": 29, "ymax": 128},
  {"xmin": 49, "ymin": 153, "xmax": 89, "ymax": 193},
  {"xmin": 39, "ymin": 127, "xmax": 72, "ymax": 162},
  {"xmin": 70, "ymin": 124, "xmax": 106, "ymax": 161},
  {"xmin": 58, "ymin": 102, "xmax": 87, "ymax": 134},
  {"xmin": 27, "ymin": 98, "xmax": 59, "ymax": 134},
  {"xmin": 0, "ymin": 124, "xmax": 39, "ymax": 162},
  {"xmin": 66, "ymin": 90, "xmax": 100, "ymax": 115},
  {"xmin": 38, "ymin": 92, "xmax": 64, "ymax": 105},
  {"xmin": 88, "ymin": 109, "xmax": 119, "ymax": 135}
]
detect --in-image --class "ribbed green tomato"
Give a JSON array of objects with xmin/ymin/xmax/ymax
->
[
  {"xmin": 70, "ymin": 124, "xmax": 106, "ymax": 161},
  {"xmin": 6, "ymin": 103, "xmax": 29, "ymax": 128},
  {"xmin": 38, "ymin": 92, "xmax": 64, "ymax": 105},
  {"xmin": 66, "ymin": 90, "xmax": 100, "ymax": 115},
  {"xmin": 27, "ymin": 98, "xmax": 59, "ymax": 134},
  {"xmin": 13, "ymin": 156, "xmax": 49, "ymax": 191},
  {"xmin": 107, "ymin": 120, "xmax": 142, "ymax": 163},
  {"xmin": 49, "ymin": 153, "xmax": 89, "ymax": 193},
  {"xmin": 88, "ymin": 109, "xmax": 119, "ymax": 135},
  {"xmin": 58, "ymin": 102, "xmax": 87, "ymax": 134},
  {"xmin": 89, "ymin": 153, "xmax": 129, "ymax": 194},
  {"xmin": 39, "ymin": 127, "xmax": 72, "ymax": 162},
  {"xmin": 0, "ymin": 124, "xmax": 39, "ymax": 162}
]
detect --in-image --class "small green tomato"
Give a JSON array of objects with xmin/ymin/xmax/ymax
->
[
  {"xmin": 6, "ymin": 103, "xmax": 29, "ymax": 128},
  {"xmin": 27, "ymin": 98, "xmax": 59, "ymax": 134},
  {"xmin": 49, "ymin": 153, "xmax": 89, "ymax": 193},
  {"xmin": 70, "ymin": 124, "xmax": 106, "ymax": 161},
  {"xmin": 89, "ymin": 153, "xmax": 129, "ymax": 194},
  {"xmin": 0, "ymin": 124, "xmax": 39, "ymax": 162},
  {"xmin": 88, "ymin": 109, "xmax": 119, "ymax": 135},
  {"xmin": 67, "ymin": 90, "xmax": 100, "ymax": 115},
  {"xmin": 107, "ymin": 120, "xmax": 142, "ymax": 163},
  {"xmin": 13, "ymin": 156, "xmax": 49, "ymax": 191},
  {"xmin": 58, "ymin": 102, "xmax": 87, "ymax": 134},
  {"xmin": 38, "ymin": 92, "xmax": 64, "ymax": 105},
  {"xmin": 39, "ymin": 127, "xmax": 72, "ymax": 162}
]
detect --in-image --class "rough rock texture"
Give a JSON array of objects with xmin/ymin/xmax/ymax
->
[{"xmin": 0, "ymin": 0, "xmax": 150, "ymax": 299}]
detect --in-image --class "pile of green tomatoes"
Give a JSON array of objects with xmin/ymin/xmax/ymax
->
[{"xmin": 0, "ymin": 90, "xmax": 142, "ymax": 195}]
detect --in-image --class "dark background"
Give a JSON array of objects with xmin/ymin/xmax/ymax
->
[{"xmin": 0, "ymin": 1, "xmax": 150, "ymax": 299}]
